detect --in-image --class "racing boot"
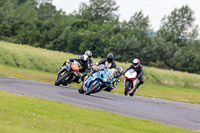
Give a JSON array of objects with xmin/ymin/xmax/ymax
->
[{"xmin": 77, "ymin": 72, "xmax": 83, "ymax": 84}]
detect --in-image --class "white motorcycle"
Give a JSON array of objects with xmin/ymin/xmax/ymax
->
[{"xmin": 124, "ymin": 69, "xmax": 137, "ymax": 96}]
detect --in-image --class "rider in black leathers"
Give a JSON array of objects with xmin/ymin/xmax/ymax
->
[
  {"xmin": 123, "ymin": 58, "xmax": 144, "ymax": 90},
  {"xmin": 84, "ymin": 50, "xmax": 93, "ymax": 74},
  {"xmin": 61, "ymin": 55, "xmax": 90, "ymax": 83},
  {"xmin": 95, "ymin": 53, "xmax": 116, "ymax": 69},
  {"xmin": 104, "ymin": 67, "xmax": 123, "ymax": 92}
]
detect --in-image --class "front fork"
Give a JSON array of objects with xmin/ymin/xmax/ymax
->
[{"xmin": 57, "ymin": 66, "xmax": 68, "ymax": 80}]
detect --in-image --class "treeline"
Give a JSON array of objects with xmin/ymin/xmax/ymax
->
[{"xmin": 0, "ymin": 0, "xmax": 200, "ymax": 74}]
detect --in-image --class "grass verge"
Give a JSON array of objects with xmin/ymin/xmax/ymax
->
[
  {"xmin": 0, "ymin": 91, "xmax": 198, "ymax": 133},
  {"xmin": 0, "ymin": 41, "xmax": 200, "ymax": 104}
]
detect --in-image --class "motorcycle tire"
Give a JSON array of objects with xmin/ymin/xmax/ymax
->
[
  {"xmin": 124, "ymin": 80, "xmax": 132, "ymax": 96},
  {"xmin": 78, "ymin": 84, "xmax": 85, "ymax": 94},
  {"xmin": 54, "ymin": 73, "xmax": 68, "ymax": 86},
  {"xmin": 129, "ymin": 89, "xmax": 136, "ymax": 97},
  {"xmin": 85, "ymin": 82, "xmax": 100, "ymax": 95}
]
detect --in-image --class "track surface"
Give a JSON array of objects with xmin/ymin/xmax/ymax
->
[{"xmin": 0, "ymin": 76, "xmax": 200, "ymax": 131}]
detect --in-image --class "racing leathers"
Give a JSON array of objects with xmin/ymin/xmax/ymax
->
[
  {"xmin": 87, "ymin": 58, "xmax": 93, "ymax": 74},
  {"xmin": 104, "ymin": 69, "xmax": 121, "ymax": 92},
  {"xmin": 62, "ymin": 56, "xmax": 90, "ymax": 83},
  {"xmin": 95, "ymin": 58, "xmax": 116, "ymax": 69}
]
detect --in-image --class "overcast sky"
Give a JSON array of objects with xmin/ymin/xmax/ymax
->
[{"xmin": 52, "ymin": 0, "xmax": 200, "ymax": 31}]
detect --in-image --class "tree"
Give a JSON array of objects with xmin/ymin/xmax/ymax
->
[
  {"xmin": 119, "ymin": 11, "xmax": 152, "ymax": 64},
  {"xmin": 13, "ymin": 0, "xmax": 39, "ymax": 44},
  {"xmin": 78, "ymin": 0, "xmax": 119, "ymax": 24},
  {"xmin": 37, "ymin": 2, "xmax": 57, "ymax": 21},
  {"xmin": 171, "ymin": 43, "xmax": 200, "ymax": 74},
  {"xmin": 108, "ymin": 33, "xmax": 139, "ymax": 62},
  {"xmin": 36, "ymin": 2, "xmax": 68, "ymax": 48},
  {"xmin": 156, "ymin": 5, "xmax": 200, "ymax": 72},
  {"xmin": 158, "ymin": 5, "xmax": 199, "ymax": 47},
  {"xmin": 144, "ymin": 36, "xmax": 177, "ymax": 68},
  {"xmin": 0, "ymin": 0, "xmax": 18, "ymax": 39}
]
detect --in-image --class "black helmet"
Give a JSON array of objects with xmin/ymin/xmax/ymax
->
[
  {"xmin": 80, "ymin": 55, "xmax": 89, "ymax": 65},
  {"xmin": 106, "ymin": 53, "xmax": 114, "ymax": 63},
  {"xmin": 133, "ymin": 58, "xmax": 140, "ymax": 68},
  {"xmin": 85, "ymin": 50, "xmax": 92, "ymax": 58},
  {"xmin": 115, "ymin": 67, "xmax": 123, "ymax": 77}
]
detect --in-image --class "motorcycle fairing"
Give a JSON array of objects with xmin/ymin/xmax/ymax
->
[
  {"xmin": 83, "ymin": 69, "xmax": 114, "ymax": 92},
  {"xmin": 71, "ymin": 63, "xmax": 79, "ymax": 71}
]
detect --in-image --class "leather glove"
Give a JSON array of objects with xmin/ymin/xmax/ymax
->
[{"xmin": 68, "ymin": 58, "xmax": 74, "ymax": 62}]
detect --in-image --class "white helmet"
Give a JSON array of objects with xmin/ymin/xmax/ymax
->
[
  {"xmin": 133, "ymin": 58, "xmax": 140, "ymax": 68},
  {"xmin": 80, "ymin": 55, "xmax": 89, "ymax": 65}
]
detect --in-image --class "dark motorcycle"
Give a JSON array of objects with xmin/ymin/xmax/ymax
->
[{"xmin": 55, "ymin": 61, "xmax": 81, "ymax": 86}]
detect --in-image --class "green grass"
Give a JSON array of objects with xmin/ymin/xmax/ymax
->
[
  {"xmin": 0, "ymin": 64, "xmax": 55, "ymax": 83},
  {"xmin": 0, "ymin": 41, "xmax": 200, "ymax": 88},
  {"xmin": 0, "ymin": 91, "xmax": 198, "ymax": 133},
  {"xmin": 0, "ymin": 41, "xmax": 200, "ymax": 132},
  {"xmin": 1, "ymin": 41, "xmax": 200, "ymax": 104},
  {"xmin": 1, "ymin": 41, "xmax": 200, "ymax": 88}
]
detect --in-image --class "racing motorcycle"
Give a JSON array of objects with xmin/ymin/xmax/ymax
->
[
  {"xmin": 78, "ymin": 65, "xmax": 114, "ymax": 95},
  {"xmin": 124, "ymin": 69, "xmax": 137, "ymax": 96},
  {"xmin": 54, "ymin": 61, "xmax": 81, "ymax": 86}
]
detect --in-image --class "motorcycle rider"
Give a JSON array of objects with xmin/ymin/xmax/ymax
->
[
  {"xmin": 84, "ymin": 50, "xmax": 93, "ymax": 73},
  {"xmin": 95, "ymin": 53, "xmax": 116, "ymax": 69},
  {"xmin": 104, "ymin": 67, "xmax": 123, "ymax": 92},
  {"xmin": 123, "ymin": 58, "xmax": 144, "ymax": 91},
  {"xmin": 61, "ymin": 54, "xmax": 90, "ymax": 83}
]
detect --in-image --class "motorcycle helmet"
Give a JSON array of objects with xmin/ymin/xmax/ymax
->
[
  {"xmin": 133, "ymin": 58, "xmax": 140, "ymax": 68},
  {"xmin": 115, "ymin": 67, "xmax": 123, "ymax": 77},
  {"xmin": 85, "ymin": 50, "xmax": 92, "ymax": 59},
  {"xmin": 80, "ymin": 55, "xmax": 89, "ymax": 65},
  {"xmin": 106, "ymin": 53, "xmax": 114, "ymax": 63}
]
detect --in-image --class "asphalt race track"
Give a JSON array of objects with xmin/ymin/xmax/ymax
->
[{"xmin": 0, "ymin": 76, "xmax": 200, "ymax": 131}]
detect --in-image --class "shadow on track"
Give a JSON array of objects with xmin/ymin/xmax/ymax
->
[
  {"xmin": 86, "ymin": 94, "xmax": 114, "ymax": 101},
  {"xmin": 54, "ymin": 85, "xmax": 78, "ymax": 90}
]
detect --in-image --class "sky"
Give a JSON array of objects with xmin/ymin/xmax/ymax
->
[{"xmin": 52, "ymin": 0, "xmax": 200, "ymax": 31}]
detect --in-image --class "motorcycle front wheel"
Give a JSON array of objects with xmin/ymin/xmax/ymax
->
[
  {"xmin": 85, "ymin": 82, "xmax": 100, "ymax": 95},
  {"xmin": 78, "ymin": 83, "xmax": 85, "ymax": 94},
  {"xmin": 54, "ymin": 73, "xmax": 68, "ymax": 86},
  {"xmin": 124, "ymin": 80, "xmax": 132, "ymax": 96}
]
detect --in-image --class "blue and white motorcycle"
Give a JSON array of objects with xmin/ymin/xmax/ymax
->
[{"xmin": 78, "ymin": 65, "xmax": 115, "ymax": 95}]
